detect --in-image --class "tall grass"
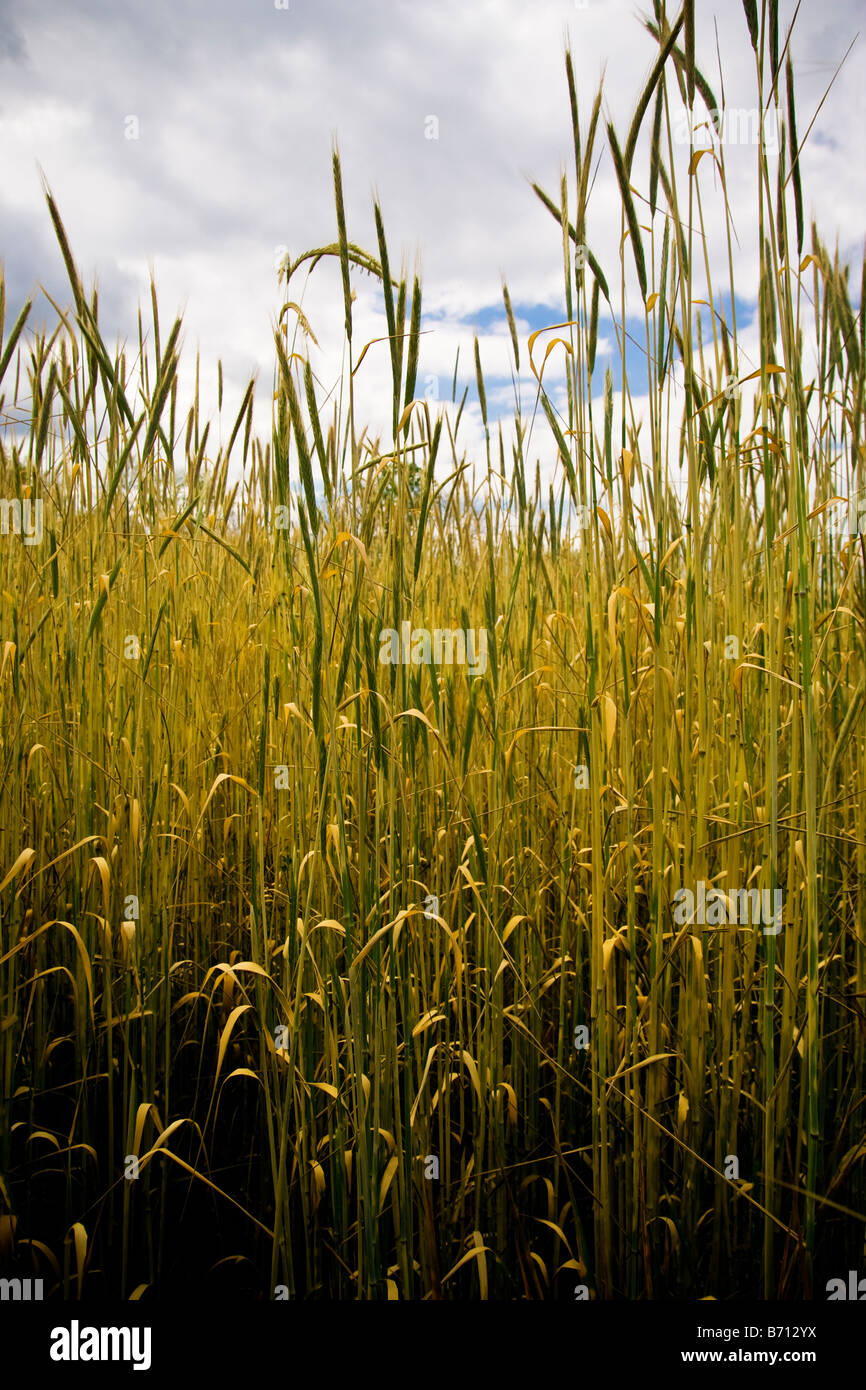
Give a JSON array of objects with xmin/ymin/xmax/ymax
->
[{"xmin": 0, "ymin": 0, "xmax": 863, "ymax": 1299}]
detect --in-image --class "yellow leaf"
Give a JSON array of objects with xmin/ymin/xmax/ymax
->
[
  {"xmin": 535, "ymin": 1218, "xmax": 574, "ymax": 1255},
  {"xmin": 660, "ymin": 537, "xmax": 684, "ymax": 571},
  {"xmin": 0, "ymin": 920, "xmax": 95, "ymax": 1023},
  {"xmin": 602, "ymin": 936, "xmax": 619, "ymax": 972},
  {"xmin": 497, "ymin": 1081, "xmax": 518, "ymax": 1126},
  {"xmin": 472, "ymin": 1231, "xmax": 489, "ymax": 1300},
  {"xmin": 88, "ymin": 856, "xmax": 111, "ymax": 911},
  {"xmin": 412, "ymin": 1011, "xmax": 446, "ymax": 1038},
  {"xmin": 738, "ymin": 365, "xmax": 786, "ymax": 387},
  {"xmin": 395, "ymin": 707, "xmax": 438, "ymax": 733},
  {"xmin": 201, "ymin": 772, "xmax": 258, "ymax": 817},
  {"xmin": 226, "ymin": 960, "xmax": 275, "ymax": 979},
  {"xmin": 310, "ymin": 1159, "xmax": 325, "ymax": 1210},
  {"xmin": 396, "ymin": 400, "xmax": 418, "ymax": 432},
  {"xmin": 349, "ymin": 919, "xmax": 394, "ymax": 976},
  {"xmin": 353, "ymin": 334, "xmax": 393, "ymax": 379},
  {"xmin": 600, "ymin": 693, "xmax": 617, "ymax": 754},
  {"xmin": 461, "ymin": 1050, "xmax": 482, "ymax": 1102},
  {"xmin": 645, "ymin": 292, "xmax": 659, "ymax": 312},
  {"xmin": 25, "ymin": 744, "xmax": 48, "ymax": 777},
  {"xmin": 607, "ymin": 588, "xmax": 620, "ymax": 649},
  {"xmin": 606, "ymin": 1053, "xmax": 677, "ymax": 1087},
  {"xmin": 677, "ymin": 1091, "xmax": 690, "ymax": 1131},
  {"xmin": 283, "ymin": 702, "xmax": 313, "ymax": 730},
  {"xmin": 215, "ymin": 1004, "xmax": 253, "ymax": 1081},
  {"xmin": 502, "ymin": 914, "xmax": 529, "ymax": 943},
  {"xmin": 327, "ymin": 530, "xmax": 369, "ymax": 568},
  {"xmin": 131, "ymin": 1101, "xmax": 162, "ymax": 1159},
  {"xmin": 0, "ymin": 847, "xmax": 37, "ymax": 895},
  {"xmin": 378, "ymin": 1154, "xmax": 399, "ymax": 1213},
  {"xmin": 527, "ymin": 320, "xmax": 580, "ymax": 383},
  {"xmin": 27, "ymin": 1130, "xmax": 61, "ymax": 1150},
  {"xmin": 222, "ymin": 1067, "xmax": 262, "ymax": 1088},
  {"xmin": 794, "ymin": 838, "xmax": 807, "ymax": 880},
  {"xmin": 309, "ymin": 919, "xmax": 347, "ymax": 937},
  {"xmin": 596, "ymin": 506, "xmax": 613, "ymax": 543},
  {"xmin": 67, "ymin": 1222, "xmax": 88, "ymax": 1299},
  {"xmin": 441, "ymin": 1235, "xmax": 491, "ymax": 1296},
  {"xmin": 537, "ymin": 337, "xmax": 573, "ymax": 383},
  {"xmin": 310, "ymin": 1081, "xmax": 338, "ymax": 1099}
]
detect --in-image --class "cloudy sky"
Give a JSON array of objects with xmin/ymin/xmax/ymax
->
[{"xmin": 1, "ymin": 0, "xmax": 863, "ymax": 493}]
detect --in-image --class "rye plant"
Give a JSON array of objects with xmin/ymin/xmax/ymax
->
[{"xmin": 0, "ymin": 0, "xmax": 862, "ymax": 1299}]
